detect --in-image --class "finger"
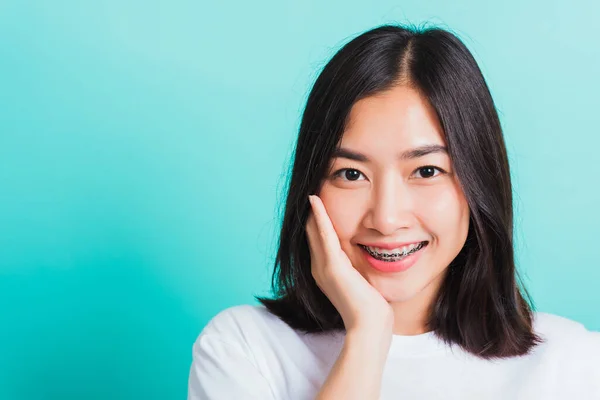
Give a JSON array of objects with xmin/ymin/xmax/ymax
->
[
  {"xmin": 308, "ymin": 195, "xmax": 342, "ymax": 258},
  {"xmin": 305, "ymin": 213, "xmax": 324, "ymax": 266},
  {"xmin": 305, "ymin": 212, "xmax": 318, "ymax": 250}
]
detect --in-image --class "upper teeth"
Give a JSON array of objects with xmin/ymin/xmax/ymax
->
[{"xmin": 365, "ymin": 242, "xmax": 423, "ymax": 255}]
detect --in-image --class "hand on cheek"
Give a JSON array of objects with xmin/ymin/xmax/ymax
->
[{"xmin": 306, "ymin": 194, "xmax": 394, "ymax": 335}]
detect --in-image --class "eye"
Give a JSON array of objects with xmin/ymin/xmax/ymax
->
[
  {"xmin": 332, "ymin": 168, "xmax": 366, "ymax": 182},
  {"xmin": 413, "ymin": 166, "xmax": 445, "ymax": 179}
]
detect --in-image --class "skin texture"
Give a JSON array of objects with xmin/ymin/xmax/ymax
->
[{"xmin": 316, "ymin": 84, "xmax": 471, "ymax": 336}]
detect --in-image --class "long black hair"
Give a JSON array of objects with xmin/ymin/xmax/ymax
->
[{"xmin": 256, "ymin": 23, "xmax": 543, "ymax": 360}]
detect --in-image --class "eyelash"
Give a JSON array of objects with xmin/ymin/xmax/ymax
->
[{"xmin": 332, "ymin": 166, "xmax": 446, "ymax": 181}]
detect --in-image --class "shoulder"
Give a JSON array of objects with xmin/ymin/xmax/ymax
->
[
  {"xmin": 189, "ymin": 305, "xmax": 341, "ymax": 399},
  {"xmin": 195, "ymin": 303, "xmax": 343, "ymax": 364},
  {"xmin": 532, "ymin": 311, "xmax": 600, "ymax": 353},
  {"xmin": 532, "ymin": 311, "xmax": 599, "ymax": 342},
  {"xmin": 195, "ymin": 303, "xmax": 299, "ymax": 354},
  {"xmin": 200, "ymin": 304, "xmax": 286, "ymax": 340},
  {"xmin": 532, "ymin": 311, "xmax": 588, "ymax": 336},
  {"xmin": 531, "ymin": 311, "xmax": 600, "ymax": 385},
  {"xmin": 188, "ymin": 305, "xmax": 281, "ymax": 399}
]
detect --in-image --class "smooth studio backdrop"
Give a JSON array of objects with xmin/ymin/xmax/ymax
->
[{"xmin": 1, "ymin": 1, "xmax": 598, "ymax": 399}]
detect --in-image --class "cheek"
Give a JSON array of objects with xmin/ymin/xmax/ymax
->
[
  {"xmin": 419, "ymin": 182, "xmax": 469, "ymax": 237},
  {"xmin": 319, "ymin": 188, "xmax": 364, "ymax": 242}
]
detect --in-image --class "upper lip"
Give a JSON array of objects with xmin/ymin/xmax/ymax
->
[{"xmin": 360, "ymin": 240, "xmax": 427, "ymax": 249}]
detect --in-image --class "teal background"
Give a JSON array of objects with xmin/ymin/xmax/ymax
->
[{"xmin": 1, "ymin": 1, "xmax": 598, "ymax": 398}]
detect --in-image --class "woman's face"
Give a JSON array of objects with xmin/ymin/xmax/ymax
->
[{"xmin": 318, "ymin": 85, "xmax": 470, "ymax": 320}]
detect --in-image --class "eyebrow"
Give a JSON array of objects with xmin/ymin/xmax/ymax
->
[{"xmin": 331, "ymin": 144, "xmax": 448, "ymax": 162}]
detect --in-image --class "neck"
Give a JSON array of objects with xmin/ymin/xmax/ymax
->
[
  {"xmin": 389, "ymin": 272, "xmax": 444, "ymax": 336},
  {"xmin": 390, "ymin": 301, "xmax": 430, "ymax": 335}
]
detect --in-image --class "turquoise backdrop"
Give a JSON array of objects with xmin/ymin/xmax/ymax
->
[{"xmin": 1, "ymin": 1, "xmax": 598, "ymax": 398}]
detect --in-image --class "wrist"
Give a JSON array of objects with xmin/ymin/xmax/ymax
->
[
  {"xmin": 345, "ymin": 327, "xmax": 392, "ymax": 356},
  {"xmin": 346, "ymin": 315, "xmax": 394, "ymax": 341}
]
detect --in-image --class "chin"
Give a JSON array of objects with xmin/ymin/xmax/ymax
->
[
  {"xmin": 365, "ymin": 268, "xmax": 445, "ymax": 305},
  {"xmin": 367, "ymin": 278, "xmax": 420, "ymax": 303},
  {"xmin": 380, "ymin": 289, "xmax": 420, "ymax": 304}
]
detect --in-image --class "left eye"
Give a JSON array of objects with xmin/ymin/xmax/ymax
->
[{"xmin": 413, "ymin": 166, "xmax": 444, "ymax": 179}]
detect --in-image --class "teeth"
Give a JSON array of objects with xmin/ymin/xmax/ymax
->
[
  {"xmin": 359, "ymin": 242, "xmax": 426, "ymax": 262},
  {"xmin": 366, "ymin": 242, "xmax": 421, "ymax": 255}
]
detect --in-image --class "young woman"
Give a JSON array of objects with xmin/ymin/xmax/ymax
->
[{"xmin": 187, "ymin": 24, "xmax": 600, "ymax": 399}]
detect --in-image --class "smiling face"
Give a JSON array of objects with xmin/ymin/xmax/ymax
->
[{"xmin": 317, "ymin": 85, "xmax": 470, "ymax": 332}]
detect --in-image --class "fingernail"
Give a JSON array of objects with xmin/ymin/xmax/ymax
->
[{"xmin": 308, "ymin": 195, "xmax": 314, "ymax": 205}]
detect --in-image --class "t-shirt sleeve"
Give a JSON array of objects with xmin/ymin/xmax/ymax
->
[{"xmin": 187, "ymin": 332, "xmax": 276, "ymax": 400}]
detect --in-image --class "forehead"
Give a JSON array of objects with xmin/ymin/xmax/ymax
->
[{"xmin": 340, "ymin": 85, "xmax": 446, "ymax": 150}]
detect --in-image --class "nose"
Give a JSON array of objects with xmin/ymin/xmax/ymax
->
[{"xmin": 364, "ymin": 175, "xmax": 416, "ymax": 236}]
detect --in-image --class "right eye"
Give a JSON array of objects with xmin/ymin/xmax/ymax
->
[{"xmin": 332, "ymin": 168, "xmax": 366, "ymax": 182}]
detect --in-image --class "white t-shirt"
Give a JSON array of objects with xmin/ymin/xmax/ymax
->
[{"xmin": 187, "ymin": 304, "xmax": 600, "ymax": 399}]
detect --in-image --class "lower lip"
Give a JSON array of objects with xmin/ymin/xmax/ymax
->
[{"xmin": 360, "ymin": 243, "xmax": 428, "ymax": 273}]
